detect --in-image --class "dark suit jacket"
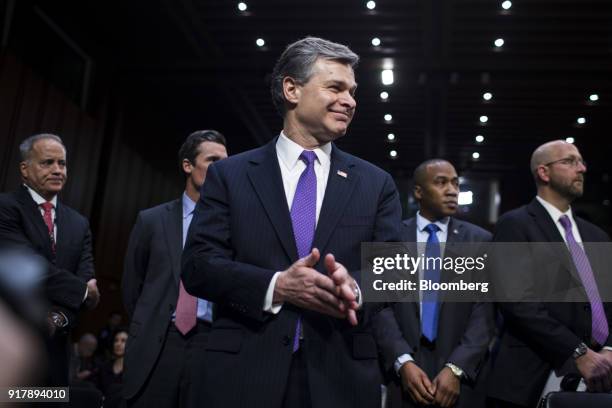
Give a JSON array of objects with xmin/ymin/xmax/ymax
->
[
  {"xmin": 181, "ymin": 137, "xmax": 402, "ymax": 408},
  {"xmin": 487, "ymin": 198, "xmax": 612, "ymax": 407},
  {"xmin": 0, "ymin": 186, "xmax": 93, "ymax": 385},
  {"xmin": 374, "ymin": 217, "xmax": 495, "ymax": 408},
  {"xmin": 121, "ymin": 199, "xmax": 183, "ymax": 399}
]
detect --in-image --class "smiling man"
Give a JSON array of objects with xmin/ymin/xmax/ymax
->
[
  {"xmin": 181, "ymin": 37, "xmax": 402, "ymax": 408},
  {"xmin": 375, "ymin": 159, "xmax": 494, "ymax": 408},
  {"xmin": 0, "ymin": 133, "xmax": 99, "ymax": 385}
]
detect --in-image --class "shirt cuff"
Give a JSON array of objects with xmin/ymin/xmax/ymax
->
[
  {"xmin": 354, "ymin": 280, "xmax": 363, "ymax": 309},
  {"xmin": 394, "ymin": 353, "xmax": 414, "ymax": 376},
  {"xmin": 83, "ymin": 286, "xmax": 88, "ymax": 302},
  {"xmin": 263, "ymin": 272, "xmax": 283, "ymax": 314},
  {"xmin": 603, "ymin": 346, "xmax": 612, "ymax": 352}
]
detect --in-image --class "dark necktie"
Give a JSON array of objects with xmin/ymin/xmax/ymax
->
[
  {"xmin": 422, "ymin": 223, "xmax": 441, "ymax": 342},
  {"xmin": 290, "ymin": 150, "xmax": 317, "ymax": 352},
  {"xmin": 559, "ymin": 215, "xmax": 608, "ymax": 345},
  {"xmin": 40, "ymin": 202, "xmax": 56, "ymax": 254}
]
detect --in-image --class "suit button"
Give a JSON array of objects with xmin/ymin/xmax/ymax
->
[{"xmin": 282, "ymin": 335, "xmax": 291, "ymax": 346}]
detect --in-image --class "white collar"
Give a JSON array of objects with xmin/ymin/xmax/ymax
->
[
  {"xmin": 416, "ymin": 211, "xmax": 449, "ymax": 233},
  {"xmin": 536, "ymin": 195, "xmax": 574, "ymax": 225},
  {"xmin": 276, "ymin": 131, "xmax": 332, "ymax": 171},
  {"xmin": 24, "ymin": 184, "xmax": 57, "ymax": 208}
]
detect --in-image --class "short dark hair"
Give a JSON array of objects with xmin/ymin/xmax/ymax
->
[
  {"xmin": 178, "ymin": 130, "xmax": 226, "ymax": 173},
  {"xmin": 19, "ymin": 133, "xmax": 65, "ymax": 162},
  {"xmin": 270, "ymin": 37, "xmax": 359, "ymax": 117},
  {"xmin": 413, "ymin": 159, "xmax": 452, "ymax": 187}
]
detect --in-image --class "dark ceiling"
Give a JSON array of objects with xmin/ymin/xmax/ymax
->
[{"xmin": 5, "ymin": 0, "xmax": 612, "ymax": 212}]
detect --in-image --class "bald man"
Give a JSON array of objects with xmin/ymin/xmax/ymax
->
[{"xmin": 487, "ymin": 141, "xmax": 612, "ymax": 408}]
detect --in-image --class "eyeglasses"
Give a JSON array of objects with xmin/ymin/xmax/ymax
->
[{"xmin": 544, "ymin": 157, "xmax": 587, "ymax": 168}]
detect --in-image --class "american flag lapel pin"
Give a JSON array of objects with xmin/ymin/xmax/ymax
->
[{"xmin": 337, "ymin": 170, "xmax": 348, "ymax": 178}]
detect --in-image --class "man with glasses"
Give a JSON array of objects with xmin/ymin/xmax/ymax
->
[{"xmin": 487, "ymin": 140, "xmax": 612, "ymax": 408}]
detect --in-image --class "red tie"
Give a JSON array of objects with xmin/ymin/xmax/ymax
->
[
  {"xmin": 40, "ymin": 202, "xmax": 55, "ymax": 253},
  {"xmin": 175, "ymin": 280, "xmax": 197, "ymax": 335}
]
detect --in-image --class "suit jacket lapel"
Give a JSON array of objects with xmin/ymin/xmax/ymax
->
[
  {"xmin": 16, "ymin": 186, "xmax": 54, "ymax": 258},
  {"xmin": 401, "ymin": 218, "xmax": 420, "ymax": 337},
  {"xmin": 162, "ymin": 199, "xmax": 183, "ymax": 285},
  {"xmin": 54, "ymin": 202, "xmax": 68, "ymax": 266},
  {"xmin": 247, "ymin": 139, "xmax": 298, "ymax": 262},
  {"xmin": 312, "ymin": 146, "xmax": 358, "ymax": 255}
]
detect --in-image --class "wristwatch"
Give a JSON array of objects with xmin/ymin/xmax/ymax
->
[
  {"xmin": 445, "ymin": 362, "xmax": 464, "ymax": 379},
  {"xmin": 572, "ymin": 342, "xmax": 588, "ymax": 359}
]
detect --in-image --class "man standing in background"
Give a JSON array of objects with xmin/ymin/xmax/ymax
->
[
  {"xmin": 0, "ymin": 133, "xmax": 100, "ymax": 385},
  {"xmin": 122, "ymin": 130, "xmax": 227, "ymax": 408}
]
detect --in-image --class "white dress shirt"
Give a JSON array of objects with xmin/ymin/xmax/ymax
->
[
  {"xmin": 25, "ymin": 184, "xmax": 57, "ymax": 241},
  {"xmin": 263, "ymin": 132, "xmax": 332, "ymax": 313}
]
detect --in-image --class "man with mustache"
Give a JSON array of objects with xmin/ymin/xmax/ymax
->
[
  {"xmin": 375, "ymin": 159, "xmax": 494, "ymax": 408},
  {"xmin": 0, "ymin": 133, "xmax": 100, "ymax": 385},
  {"xmin": 487, "ymin": 140, "xmax": 612, "ymax": 407},
  {"xmin": 181, "ymin": 37, "xmax": 401, "ymax": 408}
]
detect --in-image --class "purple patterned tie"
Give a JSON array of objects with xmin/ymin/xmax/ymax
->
[
  {"xmin": 290, "ymin": 150, "xmax": 317, "ymax": 352},
  {"xmin": 559, "ymin": 215, "xmax": 609, "ymax": 345}
]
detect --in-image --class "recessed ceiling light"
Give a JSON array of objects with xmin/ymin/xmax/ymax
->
[
  {"xmin": 371, "ymin": 37, "xmax": 381, "ymax": 47},
  {"xmin": 479, "ymin": 115, "xmax": 489, "ymax": 123},
  {"xmin": 366, "ymin": 1, "xmax": 376, "ymax": 10},
  {"xmin": 589, "ymin": 94, "xmax": 599, "ymax": 102},
  {"xmin": 501, "ymin": 1, "xmax": 512, "ymax": 10},
  {"xmin": 387, "ymin": 133, "xmax": 396, "ymax": 141},
  {"xmin": 566, "ymin": 137, "xmax": 575, "ymax": 144},
  {"xmin": 380, "ymin": 91, "xmax": 389, "ymax": 100},
  {"xmin": 381, "ymin": 69, "xmax": 394, "ymax": 85},
  {"xmin": 472, "ymin": 152, "xmax": 480, "ymax": 159},
  {"xmin": 577, "ymin": 117, "xmax": 586, "ymax": 124},
  {"xmin": 256, "ymin": 38, "xmax": 265, "ymax": 47},
  {"xmin": 475, "ymin": 135, "xmax": 485, "ymax": 143},
  {"xmin": 494, "ymin": 38, "xmax": 505, "ymax": 48},
  {"xmin": 483, "ymin": 92, "xmax": 493, "ymax": 101},
  {"xmin": 384, "ymin": 114, "xmax": 393, "ymax": 122},
  {"xmin": 389, "ymin": 150, "xmax": 398, "ymax": 158},
  {"xmin": 237, "ymin": 2, "xmax": 247, "ymax": 11}
]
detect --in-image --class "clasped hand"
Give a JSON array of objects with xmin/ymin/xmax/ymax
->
[{"xmin": 274, "ymin": 248, "xmax": 359, "ymax": 325}]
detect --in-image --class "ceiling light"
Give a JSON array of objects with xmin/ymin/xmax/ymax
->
[
  {"xmin": 577, "ymin": 117, "xmax": 586, "ymax": 125},
  {"xmin": 494, "ymin": 38, "xmax": 505, "ymax": 48},
  {"xmin": 483, "ymin": 92, "xmax": 493, "ymax": 101},
  {"xmin": 589, "ymin": 94, "xmax": 599, "ymax": 102},
  {"xmin": 479, "ymin": 115, "xmax": 489, "ymax": 123},
  {"xmin": 475, "ymin": 135, "xmax": 485, "ymax": 143},
  {"xmin": 384, "ymin": 114, "xmax": 393, "ymax": 122},
  {"xmin": 381, "ymin": 69, "xmax": 394, "ymax": 85},
  {"xmin": 458, "ymin": 191, "xmax": 473, "ymax": 205},
  {"xmin": 387, "ymin": 133, "xmax": 395, "ymax": 141},
  {"xmin": 389, "ymin": 150, "xmax": 398, "ymax": 159},
  {"xmin": 237, "ymin": 2, "xmax": 247, "ymax": 11},
  {"xmin": 501, "ymin": 1, "xmax": 512, "ymax": 10},
  {"xmin": 380, "ymin": 91, "xmax": 389, "ymax": 100},
  {"xmin": 472, "ymin": 152, "xmax": 480, "ymax": 159},
  {"xmin": 366, "ymin": 1, "xmax": 376, "ymax": 10},
  {"xmin": 371, "ymin": 37, "xmax": 381, "ymax": 47},
  {"xmin": 565, "ymin": 137, "xmax": 575, "ymax": 144},
  {"xmin": 256, "ymin": 38, "xmax": 265, "ymax": 47}
]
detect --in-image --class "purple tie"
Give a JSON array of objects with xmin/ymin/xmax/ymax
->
[
  {"xmin": 290, "ymin": 150, "xmax": 317, "ymax": 351},
  {"xmin": 559, "ymin": 215, "xmax": 609, "ymax": 345}
]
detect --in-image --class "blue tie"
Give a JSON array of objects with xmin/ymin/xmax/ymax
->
[
  {"xmin": 422, "ymin": 223, "xmax": 441, "ymax": 342},
  {"xmin": 290, "ymin": 151, "xmax": 317, "ymax": 351}
]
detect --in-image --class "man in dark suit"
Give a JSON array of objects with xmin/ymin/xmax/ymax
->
[
  {"xmin": 375, "ymin": 159, "xmax": 494, "ymax": 408},
  {"xmin": 487, "ymin": 140, "xmax": 612, "ymax": 408},
  {"xmin": 122, "ymin": 130, "xmax": 227, "ymax": 408},
  {"xmin": 182, "ymin": 37, "xmax": 402, "ymax": 408},
  {"xmin": 0, "ymin": 133, "xmax": 100, "ymax": 385}
]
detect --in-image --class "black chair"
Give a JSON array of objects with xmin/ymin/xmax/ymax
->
[{"xmin": 539, "ymin": 391, "xmax": 612, "ymax": 408}]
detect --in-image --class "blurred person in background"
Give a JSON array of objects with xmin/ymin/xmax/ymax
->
[{"xmin": 97, "ymin": 328, "xmax": 128, "ymax": 408}]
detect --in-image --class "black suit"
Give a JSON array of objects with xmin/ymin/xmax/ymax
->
[
  {"xmin": 487, "ymin": 198, "xmax": 612, "ymax": 407},
  {"xmin": 375, "ymin": 217, "xmax": 495, "ymax": 408},
  {"xmin": 122, "ymin": 198, "xmax": 208, "ymax": 407},
  {"xmin": 0, "ymin": 186, "xmax": 92, "ymax": 385},
  {"xmin": 181, "ymin": 138, "xmax": 402, "ymax": 408}
]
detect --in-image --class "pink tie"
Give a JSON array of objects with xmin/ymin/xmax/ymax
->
[
  {"xmin": 175, "ymin": 280, "xmax": 197, "ymax": 335},
  {"xmin": 40, "ymin": 202, "xmax": 55, "ymax": 253}
]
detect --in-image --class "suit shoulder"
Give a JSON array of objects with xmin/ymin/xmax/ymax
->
[
  {"xmin": 213, "ymin": 144, "xmax": 268, "ymax": 172},
  {"xmin": 575, "ymin": 216, "xmax": 611, "ymax": 241},
  {"xmin": 497, "ymin": 205, "xmax": 530, "ymax": 225},
  {"xmin": 453, "ymin": 218, "xmax": 493, "ymax": 241},
  {"xmin": 58, "ymin": 203, "xmax": 88, "ymax": 224},
  {"xmin": 138, "ymin": 199, "xmax": 180, "ymax": 220},
  {"xmin": 347, "ymin": 153, "xmax": 392, "ymax": 180}
]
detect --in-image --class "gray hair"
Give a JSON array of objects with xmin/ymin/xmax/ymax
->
[
  {"xmin": 270, "ymin": 37, "xmax": 359, "ymax": 117},
  {"xmin": 19, "ymin": 133, "xmax": 65, "ymax": 162}
]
